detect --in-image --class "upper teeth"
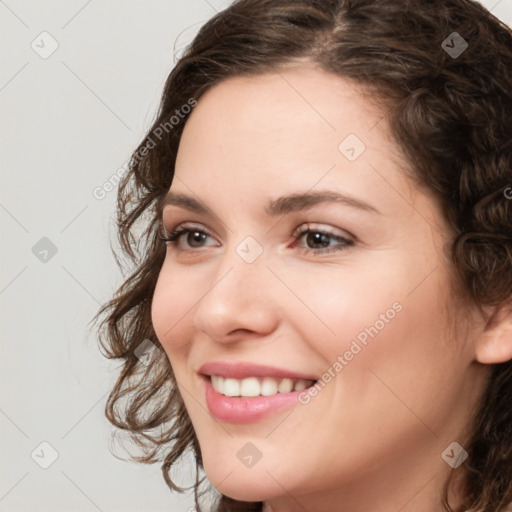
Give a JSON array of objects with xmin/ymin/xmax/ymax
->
[{"xmin": 210, "ymin": 376, "xmax": 315, "ymax": 397}]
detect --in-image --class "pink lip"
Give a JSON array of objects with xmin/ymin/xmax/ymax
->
[
  {"xmin": 202, "ymin": 376, "xmax": 311, "ymax": 424},
  {"xmin": 199, "ymin": 361, "xmax": 318, "ymax": 381},
  {"xmin": 198, "ymin": 361, "xmax": 318, "ymax": 424}
]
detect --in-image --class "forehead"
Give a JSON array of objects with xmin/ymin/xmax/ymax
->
[
  {"xmin": 178, "ymin": 67, "xmax": 386, "ymax": 155},
  {"xmin": 173, "ymin": 67, "xmax": 414, "ymax": 213}
]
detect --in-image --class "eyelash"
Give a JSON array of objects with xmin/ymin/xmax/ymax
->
[{"xmin": 159, "ymin": 222, "xmax": 354, "ymax": 256}]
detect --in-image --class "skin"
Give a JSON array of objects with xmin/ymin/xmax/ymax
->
[{"xmin": 151, "ymin": 65, "xmax": 511, "ymax": 512}]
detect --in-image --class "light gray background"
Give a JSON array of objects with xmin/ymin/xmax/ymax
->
[{"xmin": 1, "ymin": 1, "xmax": 511, "ymax": 511}]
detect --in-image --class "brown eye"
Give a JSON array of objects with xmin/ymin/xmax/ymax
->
[
  {"xmin": 292, "ymin": 224, "xmax": 354, "ymax": 255},
  {"xmin": 160, "ymin": 225, "xmax": 219, "ymax": 250},
  {"xmin": 186, "ymin": 231, "xmax": 208, "ymax": 247},
  {"xmin": 304, "ymin": 232, "xmax": 334, "ymax": 249}
]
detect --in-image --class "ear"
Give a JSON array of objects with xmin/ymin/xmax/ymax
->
[{"xmin": 475, "ymin": 302, "xmax": 512, "ymax": 364}]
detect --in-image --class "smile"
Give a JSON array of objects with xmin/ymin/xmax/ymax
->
[
  {"xmin": 199, "ymin": 362, "xmax": 319, "ymax": 423},
  {"xmin": 210, "ymin": 375, "xmax": 316, "ymax": 397}
]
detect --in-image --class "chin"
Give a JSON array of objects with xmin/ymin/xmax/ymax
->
[{"xmin": 203, "ymin": 461, "xmax": 280, "ymax": 503}]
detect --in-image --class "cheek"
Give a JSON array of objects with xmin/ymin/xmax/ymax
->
[
  {"xmin": 287, "ymin": 256, "xmax": 457, "ymax": 415},
  {"xmin": 326, "ymin": 268, "xmax": 460, "ymax": 438},
  {"xmin": 151, "ymin": 264, "xmax": 194, "ymax": 354},
  {"xmin": 275, "ymin": 260, "xmax": 408, "ymax": 358}
]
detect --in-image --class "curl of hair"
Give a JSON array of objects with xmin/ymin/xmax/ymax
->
[{"xmin": 94, "ymin": 1, "xmax": 512, "ymax": 511}]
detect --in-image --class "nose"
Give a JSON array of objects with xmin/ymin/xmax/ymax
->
[{"xmin": 193, "ymin": 244, "xmax": 280, "ymax": 344}]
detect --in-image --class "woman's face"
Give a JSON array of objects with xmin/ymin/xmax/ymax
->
[{"xmin": 151, "ymin": 67, "xmax": 488, "ymax": 511}]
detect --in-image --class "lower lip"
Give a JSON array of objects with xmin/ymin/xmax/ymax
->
[{"xmin": 203, "ymin": 376, "xmax": 310, "ymax": 424}]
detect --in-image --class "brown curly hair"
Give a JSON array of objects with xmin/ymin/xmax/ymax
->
[{"xmin": 94, "ymin": 0, "xmax": 512, "ymax": 510}]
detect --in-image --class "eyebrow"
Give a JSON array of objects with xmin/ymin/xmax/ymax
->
[{"xmin": 159, "ymin": 190, "xmax": 380, "ymax": 217}]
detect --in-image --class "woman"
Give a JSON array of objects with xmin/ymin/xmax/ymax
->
[{"xmin": 95, "ymin": 0, "xmax": 512, "ymax": 510}]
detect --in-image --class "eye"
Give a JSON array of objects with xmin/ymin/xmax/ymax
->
[
  {"xmin": 291, "ymin": 223, "xmax": 354, "ymax": 255},
  {"xmin": 159, "ymin": 223, "xmax": 218, "ymax": 250}
]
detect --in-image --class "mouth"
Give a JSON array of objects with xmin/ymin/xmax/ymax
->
[
  {"xmin": 209, "ymin": 375, "xmax": 317, "ymax": 397},
  {"xmin": 198, "ymin": 362, "xmax": 319, "ymax": 423}
]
